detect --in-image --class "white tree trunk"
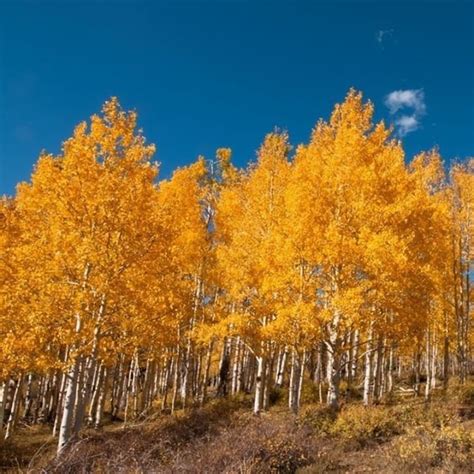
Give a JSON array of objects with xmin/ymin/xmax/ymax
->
[
  {"xmin": 289, "ymin": 349, "xmax": 301, "ymax": 413},
  {"xmin": 363, "ymin": 324, "xmax": 373, "ymax": 406},
  {"xmin": 88, "ymin": 364, "xmax": 104, "ymax": 424},
  {"xmin": 275, "ymin": 347, "xmax": 288, "ymax": 388},
  {"xmin": 22, "ymin": 374, "xmax": 34, "ymax": 419},
  {"xmin": 171, "ymin": 348, "xmax": 180, "ymax": 415},
  {"xmin": 253, "ymin": 356, "xmax": 265, "ymax": 415},
  {"xmin": 326, "ymin": 311, "xmax": 341, "ymax": 408},
  {"xmin": 263, "ymin": 349, "xmax": 274, "ymax": 410},
  {"xmin": 231, "ymin": 337, "xmax": 241, "ymax": 395},
  {"xmin": 351, "ymin": 330, "xmax": 359, "ymax": 382},
  {"xmin": 296, "ymin": 349, "xmax": 306, "ymax": 412},
  {"xmin": 374, "ymin": 336, "xmax": 384, "ymax": 401},
  {"xmin": 95, "ymin": 367, "xmax": 107, "ymax": 429},
  {"xmin": 425, "ymin": 330, "xmax": 432, "ymax": 401},
  {"xmin": 0, "ymin": 382, "xmax": 5, "ymax": 440},
  {"xmin": 387, "ymin": 344, "xmax": 394, "ymax": 393},
  {"xmin": 57, "ymin": 357, "xmax": 80, "ymax": 454},
  {"xmin": 53, "ymin": 370, "xmax": 67, "ymax": 437},
  {"xmin": 5, "ymin": 375, "xmax": 23, "ymax": 439},
  {"xmin": 431, "ymin": 332, "xmax": 437, "ymax": 390}
]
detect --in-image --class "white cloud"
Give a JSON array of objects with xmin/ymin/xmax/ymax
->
[
  {"xmin": 376, "ymin": 29, "xmax": 394, "ymax": 46},
  {"xmin": 385, "ymin": 89, "xmax": 426, "ymax": 115},
  {"xmin": 384, "ymin": 89, "xmax": 426, "ymax": 136},
  {"xmin": 395, "ymin": 115, "xmax": 419, "ymax": 136}
]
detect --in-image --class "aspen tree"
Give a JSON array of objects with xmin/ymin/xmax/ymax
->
[
  {"xmin": 449, "ymin": 161, "xmax": 473, "ymax": 383},
  {"xmin": 15, "ymin": 98, "xmax": 160, "ymax": 453},
  {"xmin": 0, "ymin": 90, "xmax": 471, "ymax": 442},
  {"xmin": 289, "ymin": 90, "xmax": 443, "ymax": 407},
  {"xmin": 215, "ymin": 132, "xmax": 291, "ymax": 414}
]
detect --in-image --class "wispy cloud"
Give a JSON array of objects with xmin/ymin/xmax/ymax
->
[
  {"xmin": 394, "ymin": 115, "xmax": 420, "ymax": 136},
  {"xmin": 376, "ymin": 29, "xmax": 394, "ymax": 47},
  {"xmin": 385, "ymin": 89, "xmax": 426, "ymax": 115},
  {"xmin": 384, "ymin": 89, "xmax": 426, "ymax": 136}
]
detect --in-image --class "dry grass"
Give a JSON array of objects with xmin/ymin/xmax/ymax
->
[
  {"xmin": 36, "ymin": 399, "xmax": 319, "ymax": 473},
  {"xmin": 2, "ymin": 380, "xmax": 473, "ymax": 473},
  {"xmin": 0, "ymin": 424, "xmax": 55, "ymax": 472}
]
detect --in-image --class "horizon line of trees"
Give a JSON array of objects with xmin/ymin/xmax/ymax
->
[{"xmin": 0, "ymin": 90, "xmax": 472, "ymax": 455}]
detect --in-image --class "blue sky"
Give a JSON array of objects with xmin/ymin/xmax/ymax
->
[{"xmin": 0, "ymin": 0, "xmax": 472, "ymax": 196}]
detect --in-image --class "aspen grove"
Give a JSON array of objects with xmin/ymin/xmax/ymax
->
[{"xmin": 0, "ymin": 91, "xmax": 472, "ymax": 454}]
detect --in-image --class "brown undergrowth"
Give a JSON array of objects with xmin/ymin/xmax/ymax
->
[{"xmin": 1, "ymin": 381, "xmax": 473, "ymax": 473}]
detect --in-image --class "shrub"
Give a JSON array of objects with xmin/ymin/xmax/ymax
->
[
  {"xmin": 456, "ymin": 381, "xmax": 474, "ymax": 409},
  {"xmin": 389, "ymin": 400, "xmax": 460, "ymax": 432},
  {"xmin": 379, "ymin": 389, "xmax": 401, "ymax": 406},
  {"xmin": 269, "ymin": 386, "xmax": 286, "ymax": 406},
  {"xmin": 393, "ymin": 425, "xmax": 473, "ymax": 471},
  {"xmin": 329, "ymin": 405, "xmax": 401, "ymax": 446},
  {"xmin": 298, "ymin": 405, "xmax": 337, "ymax": 434},
  {"xmin": 425, "ymin": 403, "xmax": 460, "ymax": 428},
  {"xmin": 301, "ymin": 382, "xmax": 325, "ymax": 405},
  {"xmin": 42, "ymin": 405, "xmax": 319, "ymax": 473},
  {"xmin": 339, "ymin": 380, "xmax": 363, "ymax": 401},
  {"xmin": 256, "ymin": 437, "xmax": 310, "ymax": 473}
]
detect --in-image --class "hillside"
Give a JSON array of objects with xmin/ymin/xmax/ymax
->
[
  {"xmin": 0, "ymin": 92, "xmax": 472, "ymax": 472},
  {"xmin": 1, "ymin": 380, "xmax": 473, "ymax": 473}
]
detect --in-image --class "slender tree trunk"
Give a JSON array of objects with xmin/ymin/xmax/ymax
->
[
  {"xmin": 48, "ymin": 370, "xmax": 61, "ymax": 424},
  {"xmin": 245, "ymin": 350, "xmax": 255, "ymax": 393},
  {"xmin": 315, "ymin": 341, "xmax": 324, "ymax": 404},
  {"xmin": 231, "ymin": 337, "xmax": 241, "ymax": 395},
  {"xmin": 111, "ymin": 358, "xmax": 125, "ymax": 420},
  {"xmin": 373, "ymin": 335, "xmax": 383, "ymax": 402},
  {"xmin": 297, "ymin": 349, "xmax": 306, "ymax": 412},
  {"xmin": 443, "ymin": 334, "xmax": 450, "ymax": 391},
  {"xmin": 72, "ymin": 356, "xmax": 86, "ymax": 436},
  {"xmin": 363, "ymin": 324, "xmax": 373, "ymax": 406},
  {"xmin": 74, "ymin": 294, "xmax": 105, "ymax": 433},
  {"xmin": 53, "ymin": 370, "xmax": 67, "ymax": 437},
  {"xmin": 5, "ymin": 375, "xmax": 23, "ymax": 439},
  {"xmin": 431, "ymin": 333, "xmax": 437, "ymax": 390},
  {"xmin": 58, "ymin": 264, "xmax": 90, "ymax": 455},
  {"xmin": 326, "ymin": 311, "xmax": 341, "ymax": 408},
  {"xmin": 198, "ymin": 342, "xmax": 212, "ymax": 406},
  {"xmin": 180, "ymin": 337, "xmax": 193, "ymax": 408},
  {"xmin": 38, "ymin": 372, "xmax": 51, "ymax": 423},
  {"xmin": 413, "ymin": 350, "xmax": 421, "ymax": 397},
  {"xmin": 22, "ymin": 374, "xmax": 34, "ymax": 420},
  {"xmin": 95, "ymin": 367, "xmax": 108, "ymax": 429},
  {"xmin": 263, "ymin": 348, "xmax": 274, "ymax": 411},
  {"xmin": 161, "ymin": 356, "xmax": 172, "ymax": 411},
  {"xmin": 132, "ymin": 354, "xmax": 140, "ymax": 419},
  {"xmin": 347, "ymin": 331, "xmax": 354, "ymax": 389},
  {"xmin": 143, "ymin": 359, "xmax": 155, "ymax": 412},
  {"xmin": 181, "ymin": 276, "xmax": 201, "ymax": 407},
  {"xmin": 351, "ymin": 330, "xmax": 359, "ymax": 382},
  {"xmin": 253, "ymin": 355, "xmax": 266, "ymax": 415},
  {"xmin": 425, "ymin": 329, "xmax": 431, "ymax": 401},
  {"xmin": 88, "ymin": 363, "xmax": 104, "ymax": 424},
  {"xmin": 32, "ymin": 376, "xmax": 44, "ymax": 424},
  {"xmin": 171, "ymin": 346, "xmax": 181, "ymax": 415},
  {"xmin": 275, "ymin": 347, "xmax": 288, "ymax": 388},
  {"xmin": 0, "ymin": 382, "xmax": 5, "ymax": 440},
  {"xmin": 217, "ymin": 338, "xmax": 231, "ymax": 397},
  {"xmin": 289, "ymin": 349, "xmax": 300, "ymax": 413},
  {"xmin": 58, "ymin": 356, "xmax": 80, "ymax": 454},
  {"xmin": 387, "ymin": 344, "xmax": 394, "ymax": 394}
]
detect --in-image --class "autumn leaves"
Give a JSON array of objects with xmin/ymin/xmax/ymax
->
[{"xmin": 0, "ymin": 91, "xmax": 471, "ymax": 450}]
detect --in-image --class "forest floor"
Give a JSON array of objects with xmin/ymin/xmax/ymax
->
[{"xmin": 1, "ymin": 380, "xmax": 473, "ymax": 473}]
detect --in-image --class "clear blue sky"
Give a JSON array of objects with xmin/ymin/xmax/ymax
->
[{"xmin": 1, "ymin": 0, "xmax": 473, "ymax": 196}]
